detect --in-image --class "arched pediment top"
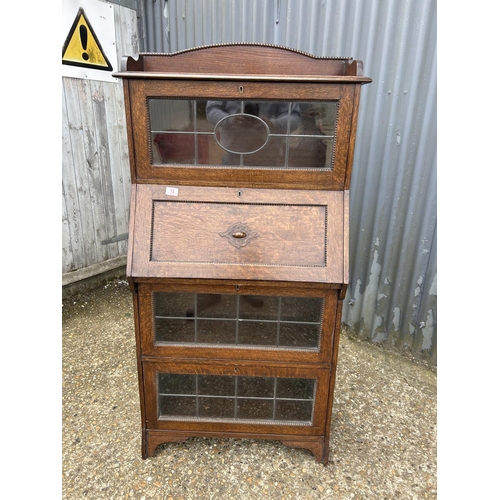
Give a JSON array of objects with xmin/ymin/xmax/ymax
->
[{"xmin": 116, "ymin": 43, "xmax": 370, "ymax": 82}]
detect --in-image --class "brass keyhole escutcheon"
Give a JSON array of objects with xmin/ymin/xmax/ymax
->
[
  {"xmin": 232, "ymin": 231, "xmax": 247, "ymax": 239},
  {"xmin": 219, "ymin": 222, "xmax": 259, "ymax": 249},
  {"xmin": 239, "ymin": 85, "xmax": 244, "ymax": 93}
]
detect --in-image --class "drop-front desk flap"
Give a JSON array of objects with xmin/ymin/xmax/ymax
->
[{"xmin": 127, "ymin": 184, "xmax": 349, "ymax": 284}]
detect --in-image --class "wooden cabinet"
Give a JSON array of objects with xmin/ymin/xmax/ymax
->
[{"xmin": 115, "ymin": 44, "xmax": 371, "ymax": 464}]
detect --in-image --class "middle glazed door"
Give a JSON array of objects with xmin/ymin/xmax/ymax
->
[{"xmin": 138, "ymin": 282, "xmax": 340, "ymax": 364}]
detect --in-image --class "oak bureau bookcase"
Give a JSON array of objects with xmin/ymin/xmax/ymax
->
[{"xmin": 114, "ymin": 44, "xmax": 371, "ymax": 464}]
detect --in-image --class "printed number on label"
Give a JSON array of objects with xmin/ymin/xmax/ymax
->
[{"xmin": 165, "ymin": 187, "xmax": 179, "ymax": 196}]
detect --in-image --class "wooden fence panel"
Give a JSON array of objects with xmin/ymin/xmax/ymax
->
[{"xmin": 62, "ymin": 4, "xmax": 138, "ymax": 283}]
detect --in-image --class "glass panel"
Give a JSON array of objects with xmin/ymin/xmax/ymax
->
[
  {"xmin": 199, "ymin": 397, "xmax": 235, "ymax": 418},
  {"xmin": 241, "ymin": 136, "xmax": 287, "ymax": 167},
  {"xmin": 157, "ymin": 373, "xmax": 315, "ymax": 423},
  {"xmin": 198, "ymin": 375, "xmax": 235, "ymax": 396},
  {"xmin": 287, "ymin": 136, "xmax": 332, "ymax": 169},
  {"xmin": 279, "ymin": 323, "xmax": 320, "ymax": 348},
  {"xmin": 197, "ymin": 319, "xmax": 236, "ymax": 344},
  {"xmin": 276, "ymin": 378, "xmax": 315, "ymax": 400},
  {"xmin": 196, "ymin": 134, "xmax": 211, "ymax": 164},
  {"xmin": 154, "ymin": 292, "xmax": 323, "ymax": 349},
  {"xmin": 158, "ymin": 373, "xmax": 196, "ymax": 395},
  {"xmin": 238, "ymin": 321, "xmax": 277, "ymax": 346},
  {"xmin": 154, "ymin": 293, "xmax": 196, "ymax": 343},
  {"xmin": 295, "ymin": 102, "xmax": 337, "ymax": 136},
  {"xmin": 149, "ymin": 99, "xmax": 194, "ymax": 132},
  {"xmin": 197, "ymin": 134, "xmax": 225, "ymax": 165},
  {"xmin": 154, "ymin": 292, "xmax": 195, "ymax": 318},
  {"xmin": 155, "ymin": 318, "xmax": 195, "ymax": 343},
  {"xmin": 237, "ymin": 399, "xmax": 274, "ymax": 420},
  {"xmin": 238, "ymin": 377, "xmax": 274, "ymax": 398},
  {"xmin": 239, "ymin": 295, "xmax": 279, "ymax": 320},
  {"xmin": 195, "ymin": 100, "xmax": 214, "ymax": 132},
  {"xmin": 197, "ymin": 294, "xmax": 237, "ymax": 318},
  {"xmin": 147, "ymin": 98, "xmax": 338, "ymax": 170},
  {"xmin": 159, "ymin": 395, "xmax": 197, "ymax": 417},
  {"xmin": 151, "ymin": 132, "xmax": 196, "ymax": 164},
  {"xmin": 275, "ymin": 400, "xmax": 313, "ymax": 422},
  {"xmin": 280, "ymin": 297, "xmax": 323, "ymax": 323}
]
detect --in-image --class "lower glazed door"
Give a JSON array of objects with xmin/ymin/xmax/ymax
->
[{"xmin": 142, "ymin": 360, "xmax": 332, "ymax": 437}]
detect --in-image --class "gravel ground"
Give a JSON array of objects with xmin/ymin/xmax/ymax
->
[{"xmin": 62, "ymin": 279, "xmax": 437, "ymax": 499}]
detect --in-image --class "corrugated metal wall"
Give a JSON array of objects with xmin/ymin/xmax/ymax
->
[{"xmin": 138, "ymin": 0, "xmax": 437, "ymax": 365}]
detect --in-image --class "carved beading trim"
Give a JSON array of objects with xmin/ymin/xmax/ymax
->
[
  {"xmin": 150, "ymin": 200, "xmax": 328, "ymax": 268},
  {"xmin": 139, "ymin": 42, "xmax": 352, "ymax": 61}
]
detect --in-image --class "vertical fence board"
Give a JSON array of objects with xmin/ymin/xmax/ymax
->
[{"xmin": 63, "ymin": 78, "xmax": 98, "ymax": 268}]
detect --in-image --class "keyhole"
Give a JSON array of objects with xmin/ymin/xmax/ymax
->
[{"xmin": 80, "ymin": 25, "xmax": 89, "ymax": 60}]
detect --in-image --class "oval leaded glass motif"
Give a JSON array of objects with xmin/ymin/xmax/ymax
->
[{"xmin": 214, "ymin": 113, "xmax": 270, "ymax": 154}]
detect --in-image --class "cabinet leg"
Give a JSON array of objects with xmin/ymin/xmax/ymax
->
[
  {"xmin": 141, "ymin": 430, "xmax": 149, "ymax": 459},
  {"xmin": 318, "ymin": 440, "xmax": 330, "ymax": 465},
  {"xmin": 142, "ymin": 430, "xmax": 189, "ymax": 459},
  {"xmin": 280, "ymin": 438, "xmax": 329, "ymax": 465}
]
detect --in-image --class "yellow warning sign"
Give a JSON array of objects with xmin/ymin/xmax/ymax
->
[{"xmin": 62, "ymin": 8, "xmax": 112, "ymax": 71}]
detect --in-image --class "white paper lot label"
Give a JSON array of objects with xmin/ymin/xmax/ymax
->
[{"xmin": 165, "ymin": 187, "xmax": 179, "ymax": 196}]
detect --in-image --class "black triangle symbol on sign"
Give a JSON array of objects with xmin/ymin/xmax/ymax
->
[{"xmin": 62, "ymin": 7, "xmax": 113, "ymax": 71}]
